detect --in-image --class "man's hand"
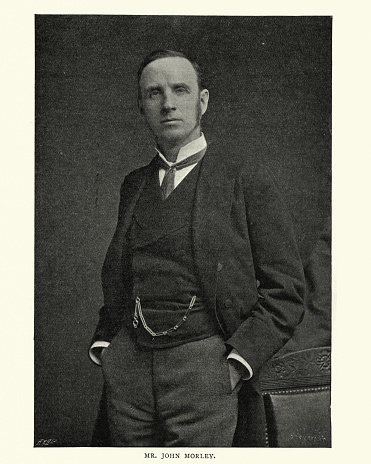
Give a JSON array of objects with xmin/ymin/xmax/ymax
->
[
  {"xmin": 100, "ymin": 347, "xmax": 107, "ymax": 360},
  {"xmin": 228, "ymin": 359, "xmax": 244, "ymax": 391},
  {"xmin": 91, "ymin": 346, "xmax": 107, "ymax": 364}
]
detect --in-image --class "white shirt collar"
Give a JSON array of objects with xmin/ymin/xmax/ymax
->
[{"xmin": 156, "ymin": 133, "xmax": 207, "ymax": 166}]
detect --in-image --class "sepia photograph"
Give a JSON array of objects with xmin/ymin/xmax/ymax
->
[{"xmin": 35, "ymin": 15, "xmax": 332, "ymax": 448}]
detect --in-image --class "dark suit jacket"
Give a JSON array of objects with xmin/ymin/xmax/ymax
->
[{"xmin": 91, "ymin": 144, "xmax": 305, "ymax": 446}]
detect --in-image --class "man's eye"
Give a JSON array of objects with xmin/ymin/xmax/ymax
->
[
  {"xmin": 175, "ymin": 87, "xmax": 187, "ymax": 94},
  {"xmin": 149, "ymin": 90, "xmax": 161, "ymax": 98}
]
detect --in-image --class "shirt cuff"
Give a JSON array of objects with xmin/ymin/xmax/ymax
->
[
  {"xmin": 89, "ymin": 341, "xmax": 110, "ymax": 365},
  {"xmin": 227, "ymin": 349, "xmax": 253, "ymax": 380}
]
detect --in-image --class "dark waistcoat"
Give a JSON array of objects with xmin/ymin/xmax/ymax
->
[{"xmin": 128, "ymin": 161, "xmax": 220, "ymax": 348}]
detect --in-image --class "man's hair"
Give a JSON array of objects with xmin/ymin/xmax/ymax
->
[{"xmin": 137, "ymin": 49, "xmax": 204, "ymax": 103}]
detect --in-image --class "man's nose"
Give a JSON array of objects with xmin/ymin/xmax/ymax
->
[{"xmin": 161, "ymin": 90, "xmax": 176, "ymax": 111}]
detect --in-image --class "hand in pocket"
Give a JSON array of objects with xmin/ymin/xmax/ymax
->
[{"xmin": 228, "ymin": 360, "xmax": 244, "ymax": 391}]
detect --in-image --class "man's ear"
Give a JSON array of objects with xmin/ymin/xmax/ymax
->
[{"xmin": 200, "ymin": 89, "xmax": 209, "ymax": 116}]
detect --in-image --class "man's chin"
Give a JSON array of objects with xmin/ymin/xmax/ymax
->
[{"xmin": 157, "ymin": 129, "xmax": 186, "ymax": 145}]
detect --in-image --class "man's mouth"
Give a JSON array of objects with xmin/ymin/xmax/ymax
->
[{"xmin": 161, "ymin": 118, "xmax": 181, "ymax": 123}]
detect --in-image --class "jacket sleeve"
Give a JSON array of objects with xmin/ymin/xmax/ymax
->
[
  {"xmin": 90, "ymin": 171, "xmax": 139, "ymax": 348},
  {"xmin": 226, "ymin": 164, "xmax": 305, "ymax": 374}
]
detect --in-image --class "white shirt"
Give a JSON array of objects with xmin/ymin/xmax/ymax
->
[
  {"xmin": 156, "ymin": 133, "xmax": 207, "ymax": 188},
  {"xmin": 89, "ymin": 134, "xmax": 253, "ymax": 381}
]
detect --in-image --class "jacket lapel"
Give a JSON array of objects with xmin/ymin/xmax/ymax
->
[
  {"xmin": 192, "ymin": 145, "xmax": 235, "ymax": 306},
  {"xmin": 117, "ymin": 158, "xmax": 158, "ymax": 252}
]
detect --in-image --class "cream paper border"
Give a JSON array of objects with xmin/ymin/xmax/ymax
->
[{"xmin": 2, "ymin": 1, "xmax": 369, "ymax": 463}]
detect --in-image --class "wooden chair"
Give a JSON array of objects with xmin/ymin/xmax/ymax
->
[{"xmin": 259, "ymin": 346, "xmax": 331, "ymax": 447}]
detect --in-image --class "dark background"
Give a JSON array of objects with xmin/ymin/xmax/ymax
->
[{"xmin": 35, "ymin": 15, "xmax": 331, "ymax": 446}]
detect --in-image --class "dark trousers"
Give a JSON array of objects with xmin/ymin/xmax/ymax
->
[{"xmin": 101, "ymin": 328, "xmax": 240, "ymax": 446}]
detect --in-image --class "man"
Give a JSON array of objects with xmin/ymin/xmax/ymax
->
[{"xmin": 89, "ymin": 49, "xmax": 305, "ymax": 447}]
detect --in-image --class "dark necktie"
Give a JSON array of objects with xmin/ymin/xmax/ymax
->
[{"xmin": 157, "ymin": 147, "xmax": 207, "ymax": 199}]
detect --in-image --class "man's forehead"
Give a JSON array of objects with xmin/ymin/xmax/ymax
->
[{"xmin": 140, "ymin": 57, "xmax": 198, "ymax": 86}]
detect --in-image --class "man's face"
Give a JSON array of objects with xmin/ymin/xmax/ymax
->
[{"xmin": 139, "ymin": 57, "xmax": 209, "ymax": 149}]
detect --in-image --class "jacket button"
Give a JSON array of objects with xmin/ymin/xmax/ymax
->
[
  {"xmin": 217, "ymin": 262, "xmax": 223, "ymax": 271},
  {"xmin": 224, "ymin": 299, "xmax": 233, "ymax": 308}
]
